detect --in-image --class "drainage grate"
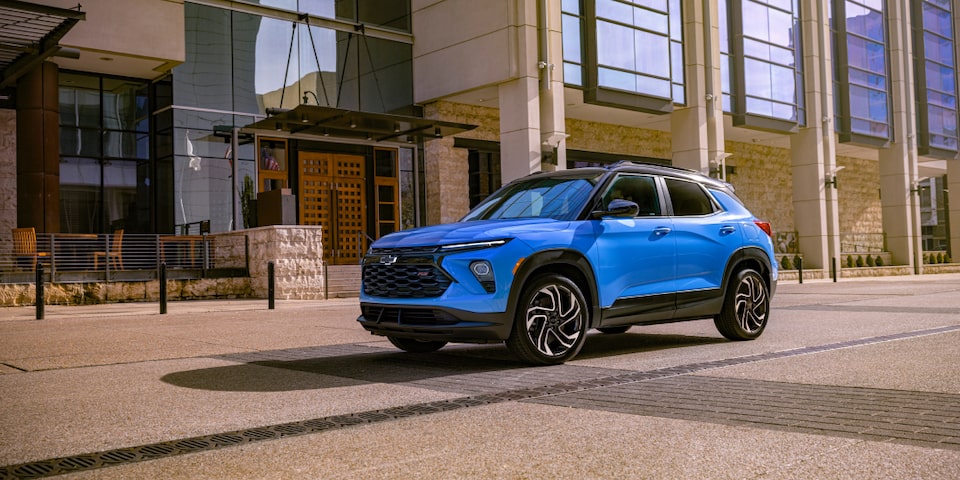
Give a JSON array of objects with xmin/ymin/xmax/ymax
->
[{"xmin": 3, "ymin": 324, "xmax": 959, "ymax": 479}]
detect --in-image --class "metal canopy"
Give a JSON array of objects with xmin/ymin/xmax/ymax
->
[
  {"xmin": 246, "ymin": 105, "xmax": 477, "ymax": 143},
  {"xmin": 0, "ymin": 0, "xmax": 85, "ymax": 88}
]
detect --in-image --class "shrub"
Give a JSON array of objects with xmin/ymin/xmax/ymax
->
[
  {"xmin": 946, "ymin": 254, "xmax": 952, "ymax": 264},
  {"xmin": 856, "ymin": 255, "xmax": 864, "ymax": 267},
  {"xmin": 875, "ymin": 256, "xmax": 883, "ymax": 266},
  {"xmin": 793, "ymin": 255, "xmax": 802, "ymax": 270},
  {"xmin": 846, "ymin": 255, "xmax": 854, "ymax": 268},
  {"xmin": 866, "ymin": 255, "xmax": 875, "ymax": 267},
  {"xmin": 781, "ymin": 256, "xmax": 793, "ymax": 270},
  {"xmin": 937, "ymin": 252, "xmax": 945, "ymax": 264}
]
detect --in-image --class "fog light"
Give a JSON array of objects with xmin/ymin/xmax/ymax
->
[{"xmin": 470, "ymin": 260, "xmax": 496, "ymax": 293}]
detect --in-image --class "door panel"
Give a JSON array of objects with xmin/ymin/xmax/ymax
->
[{"xmin": 299, "ymin": 152, "xmax": 366, "ymax": 265}]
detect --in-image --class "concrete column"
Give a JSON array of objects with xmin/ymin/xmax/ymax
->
[
  {"xmin": 16, "ymin": 62, "xmax": 60, "ymax": 233},
  {"xmin": 949, "ymin": 161, "xmax": 960, "ymax": 260},
  {"xmin": 671, "ymin": 0, "xmax": 713, "ymax": 174},
  {"xmin": 881, "ymin": 0, "xmax": 920, "ymax": 269},
  {"xmin": 500, "ymin": 0, "xmax": 542, "ymax": 184},
  {"xmin": 499, "ymin": 78, "xmax": 541, "ymax": 184},
  {"xmin": 790, "ymin": 0, "xmax": 837, "ymax": 271},
  {"xmin": 538, "ymin": 0, "xmax": 567, "ymax": 171}
]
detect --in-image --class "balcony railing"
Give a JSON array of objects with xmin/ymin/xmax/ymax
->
[{"xmin": 1, "ymin": 232, "xmax": 249, "ymax": 284}]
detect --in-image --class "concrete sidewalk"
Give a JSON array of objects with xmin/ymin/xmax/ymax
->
[{"xmin": 1, "ymin": 275, "xmax": 959, "ymax": 479}]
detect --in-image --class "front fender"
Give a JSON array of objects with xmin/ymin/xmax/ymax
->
[{"xmin": 507, "ymin": 249, "xmax": 601, "ymax": 329}]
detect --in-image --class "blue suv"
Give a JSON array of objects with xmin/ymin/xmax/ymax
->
[{"xmin": 359, "ymin": 162, "xmax": 777, "ymax": 364}]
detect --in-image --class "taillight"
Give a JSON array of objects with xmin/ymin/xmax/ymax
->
[{"xmin": 754, "ymin": 220, "xmax": 772, "ymax": 237}]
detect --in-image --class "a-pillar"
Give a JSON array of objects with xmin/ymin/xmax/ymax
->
[
  {"xmin": 16, "ymin": 61, "xmax": 60, "ymax": 232},
  {"xmin": 499, "ymin": 77, "xmax": 541, "ymax": 184},
  {"xmin": 880, "ymin": 0, "xmax": 920, "ymax": 270},
  {"xmin": 791, "ymin": 0, "xmax": 838, "ymax": 272}
]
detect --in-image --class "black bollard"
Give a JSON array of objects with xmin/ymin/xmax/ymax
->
[
  {"xmin": 797, "ymin": 257, "xmax": 803, "ymax": 284},
  {"xmin": 159, "ymin": 262, "xmax": 167, "ymax": 314},
  {"xmin": 35, "ymin": 262, "xmax": 44, "ymax": 320},
  {"xmin": 832, "ymin": 257, "xmax": 838, "ymax": 283},
  {"xmin": 268, "ymin": 261, "xmax": 275, "ymax": 310}
]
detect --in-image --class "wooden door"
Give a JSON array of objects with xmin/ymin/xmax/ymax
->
[{"xmin": 299, "ymin": 152, "xmax": 366, "ymax": 265}]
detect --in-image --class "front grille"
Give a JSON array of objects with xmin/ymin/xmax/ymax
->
[
  {"xmin": 361, "ymin": 305, "xmax": 459, "ymax": 325},
  {"xmin": 363, "ymin": 264, "xmax": 451, "ymax": 298}
]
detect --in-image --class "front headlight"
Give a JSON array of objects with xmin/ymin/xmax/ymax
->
[{"xmin": 439, "ymin": 239, "xmax": 510, "ymax": 252}]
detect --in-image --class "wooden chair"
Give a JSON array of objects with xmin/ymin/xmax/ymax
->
[
  {"xmin": 12, "ymin": 227, "xmax": 50, "ymax": 271},
  {"xmin": 93, "ymin": 229, "xmax": 124, "ymax": 270}
]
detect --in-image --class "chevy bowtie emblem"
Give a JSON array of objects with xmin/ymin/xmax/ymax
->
[{"xmin": 380, "ymin": 255, "xmax": 398, "ymax": 265}]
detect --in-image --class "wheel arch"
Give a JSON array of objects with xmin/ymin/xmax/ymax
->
[
  {"xmin": 721, "ymin": 247, "xmax": 774, "ymax": 299},
  {"xmin": 507, "ymin": 249, "xmax": 601, "ymax": 328}
]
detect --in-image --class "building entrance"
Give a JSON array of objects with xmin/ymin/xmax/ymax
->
[{"xmin": 299, "ymin": 152, "xmax": 367, "ymax": 265}]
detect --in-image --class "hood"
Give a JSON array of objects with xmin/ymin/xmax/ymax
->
[{"xmin": 371, "ymin": 218, "xmax": 568, "ymax": 249}]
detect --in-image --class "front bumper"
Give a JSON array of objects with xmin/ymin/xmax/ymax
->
[{"xmin": 357, "ymin": 303, "xmax": 513, "ymax": 342}]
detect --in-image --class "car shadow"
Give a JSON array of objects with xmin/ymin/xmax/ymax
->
[{"xmin": 161, "ymin": 331, "xmax": 725, "ymax": 393}]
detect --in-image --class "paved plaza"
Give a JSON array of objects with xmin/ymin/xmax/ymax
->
[{"xmin": 1, "ymin": 275, "xmax": 959, "ymax": 479}]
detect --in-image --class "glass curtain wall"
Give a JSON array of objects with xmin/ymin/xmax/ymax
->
[
  {"xmin": 171, "ymin": 1, "xmax": 414, "ymax": 233},
  {"xmin": 913, "ymin": 0, "xmax": 959, "ymax": 156},
  {"xmin": 59, "ymin": 73, "xmax": 150, "ymax": 234},
  {"xmin": 564, "ymin": 0, "xmax": 685, "ymax": 112},
  {"xmin": 831, "ymin": 0, "xmax": 891, "ymax": 145},
  {"xmin": 726, "ymin": 0, "xmax": 805, "ymax": 131}
]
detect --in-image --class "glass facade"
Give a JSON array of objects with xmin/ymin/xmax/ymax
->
[
  {"xmin": 170, "ymin": 1, "xmax": 415, "ymax": 233},
  {"xmin": 564, "ymin": 0, "xmax": 685, "ymax": 112},
  {"xmin": 59, "ymin": 73, "xmax": 151, "ymax": 234},
  {"xmin": 727, "ymin": 0, "xmax": 805, "ymax": 130},
  {"xmin": 913, "ymin": 0, "xmax": 959, "ymax": 155},
  {"xmin": 832, "ymin": 0, "xmax": 891, "ymax": 144}
]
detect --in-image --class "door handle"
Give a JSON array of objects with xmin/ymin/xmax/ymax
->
[
  {"xmin": 720, "ymin": 226, "xmax": 737, "ymax": 234},
  {"xmin": 654, "ymin": 227, "xmax": 672, "ymax": 236}
]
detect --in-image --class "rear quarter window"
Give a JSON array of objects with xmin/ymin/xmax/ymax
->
[{"xmin": 665, "ymin": 178, "xmax": 716, "ymax": 216}]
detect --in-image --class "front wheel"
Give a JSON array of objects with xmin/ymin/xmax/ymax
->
[
  {"xmin": 387, "ymin": 336, "xmax": 447, "ymax": 353},
  {"xmin": 506, "ymin": 274, "xmax": 588, "ymax": 365},
  {"xmin": 714, "ymin": 268, "xmax": 769, "ymax": 340}
]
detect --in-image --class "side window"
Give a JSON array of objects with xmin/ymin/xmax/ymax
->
[
  {"xmin": 666, "ymin": 178, "xmax": 716, "ymax": 216},
  {"xmin": 602, "ymin": 175, "xmax": 661, "ymax": 216}
]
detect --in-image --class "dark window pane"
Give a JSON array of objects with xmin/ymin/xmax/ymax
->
[
  {"xmin": 666, "ymin": 179, "xmax": 714, "ymax": 216},
  {"xmin": 60, "ymin": 127, "xmax": 101, "ymax": 157},
  {"xmin": 60, "ymin": 157, "xmax": 102, "ymax": 233}
]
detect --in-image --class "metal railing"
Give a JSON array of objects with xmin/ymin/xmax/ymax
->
[{"xmin": 1, "ymin": 232, "xmax": 249, "ymax": 284}]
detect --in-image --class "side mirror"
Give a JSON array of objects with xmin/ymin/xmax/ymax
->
[{"xmin": 592, "ymin": 199, "xmax": 639, "ymax": 219}]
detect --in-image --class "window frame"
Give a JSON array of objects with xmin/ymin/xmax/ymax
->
[
  {"xmin": 912, "ymin": 0, "xmax": 960, "ymax": 157},
  {"xmin": 832, "ymin": 0, "xmax": 894, "ymax": 147},
  {"xmin": 728, "ymin": 0, "xmax": 806, "ymax": 132},
  {"xmin": 580, "ymin": 0, "xmax": 685, "ymax": 114}
]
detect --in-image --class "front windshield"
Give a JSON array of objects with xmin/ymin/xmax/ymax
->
[{"xmin": 461, "ymin": 173, "xmax": 602, "ymax": 221}]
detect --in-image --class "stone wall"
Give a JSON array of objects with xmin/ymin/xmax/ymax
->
[
  {"xmin": 236, "ymin": 225, "xmax": 325, "ymax": 300},
  {"xmin": 836, "ymin": 155, "xmax": 884, "ymax": 252},
  {"xmin": 0, "ymin": 109, "xmax": 15, "ymax": 255}
]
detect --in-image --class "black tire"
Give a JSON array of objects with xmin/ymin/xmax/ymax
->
[
  {"xmin": 506, "ymin": 274, "xmax": 588, "ymax": 365},
  {"xmin": 387, "ymin": 336, "xmax": 447, "ymax": 353},
  {"xmin": 714, "ymin": 268, "xmax": 769, "ymax": 340},
  {"xmin": 596, "ymin": 326, "xmax": 631, "ymax": 334}
]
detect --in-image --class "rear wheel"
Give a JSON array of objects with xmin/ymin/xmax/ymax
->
[
  {"xmin": 387, "ymin": 336, "xmax": 447, "ymax": 353},
  {"xmin": 506, "ymin": 274, "xmax": 588, "ymax": 365},
  {"xmin": 714, "ymin": 268, "xmax": 769, "ymax": 340}
]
